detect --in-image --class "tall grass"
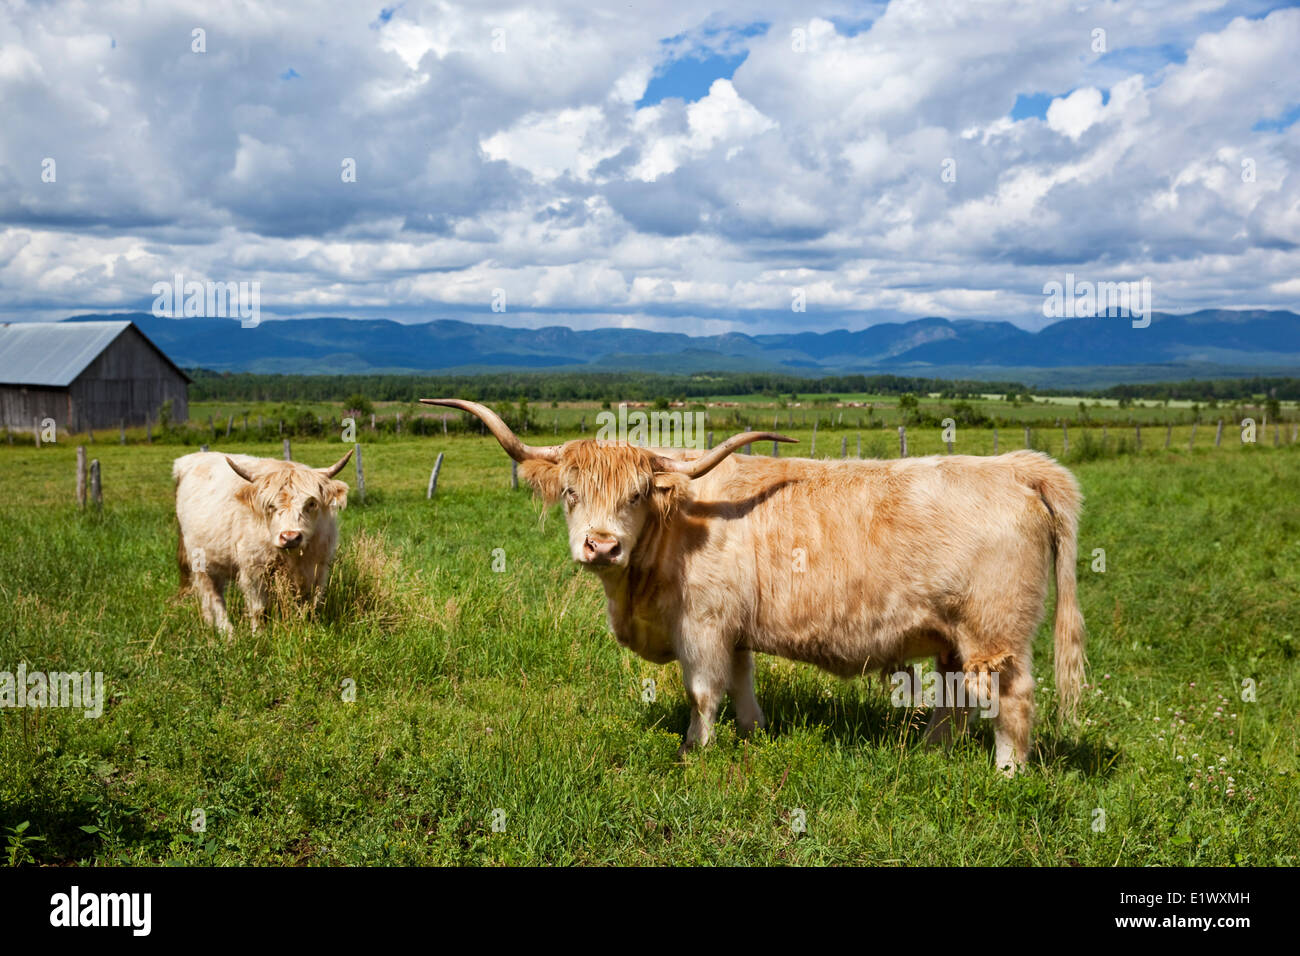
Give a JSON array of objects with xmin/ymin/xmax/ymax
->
[{"xmin": 0, "ymin": 435, "xmax": 1296, "ymax": 864}]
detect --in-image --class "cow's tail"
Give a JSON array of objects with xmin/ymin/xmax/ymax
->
[
  {"xmin": 177, "ymin": 528, "xmax": 191, "ymax": 593},
  {"xmin": 1033, "ymin": 459, "xmax": 1087, "ymax": 723},
  {"xmin": 174, "ymin": 465, "xmax": 191, "ymax": 594}
]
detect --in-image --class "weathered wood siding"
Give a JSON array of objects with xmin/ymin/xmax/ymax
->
[
  {"xmin": 0, "ymin": 385, "xmax": 70, "ymax": 431},
  {"xmin": 67, "ymin": 328, "xmax": 189, "ymax": 430}
]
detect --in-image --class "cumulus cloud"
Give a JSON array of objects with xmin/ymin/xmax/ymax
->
[{"xmin": 0, "ymin": 0, "xmax": 1297, "ymax": 331}]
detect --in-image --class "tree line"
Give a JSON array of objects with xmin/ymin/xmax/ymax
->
[{"xmin": 186, "ymin": 368, "xmax": 1300, "ymax": 405}]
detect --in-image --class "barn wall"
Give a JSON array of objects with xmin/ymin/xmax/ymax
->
[
  {"xmin": 66, "ymin": 329, "xmax": 190, "ymax": 430},
  {"xmin": 0, "ymin": 385, "xmax": 70, "ymax": 432}
]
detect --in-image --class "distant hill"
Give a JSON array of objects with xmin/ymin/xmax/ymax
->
[{"xmin": 58, "ymin": 309, "xmax": 1300, "ymax": 383}]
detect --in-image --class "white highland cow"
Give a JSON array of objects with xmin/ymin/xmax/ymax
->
[{"xmin": 173, "ymin": 450, "xmax": 352, "ymax": 634}]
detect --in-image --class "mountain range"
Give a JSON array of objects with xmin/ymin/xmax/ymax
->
[{"xmin": 59, "ymin": 309, "xmax": 1300, "ymax": 385}]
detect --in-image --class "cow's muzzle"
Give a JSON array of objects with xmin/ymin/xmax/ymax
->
[
  {"xmin": 582, "ymin": 534, "xmax": 622, "ymax": 565},
  {"xmin": 278, "ymin": 531, "xmax": 304, "ymax": 550}
]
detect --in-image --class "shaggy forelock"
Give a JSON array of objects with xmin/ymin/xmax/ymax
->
[
  {"xmin": 558, "ymin": 442, "xmax": 656, "ymax": 509},
  {"xmin": 246, "ymin": 465, "xmax": 334, "ymax": 513}
]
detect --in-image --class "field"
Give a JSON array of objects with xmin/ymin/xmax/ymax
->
[{"xmin": 1, "ymin": 422, "xmax": 1297, "ymax": 865}]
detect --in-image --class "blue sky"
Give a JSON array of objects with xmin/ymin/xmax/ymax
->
[{"xmin": 1, "ymin": 0, "xmax": 1299, "ymax": 333}]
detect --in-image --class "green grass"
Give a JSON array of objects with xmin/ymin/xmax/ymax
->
[{"xmin": 1, "ymin": 432, "xmax": 1297, "ymax": 865}]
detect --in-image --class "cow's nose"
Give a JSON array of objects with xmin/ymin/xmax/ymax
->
[
  {"xmin": 278, "ymin": 530, "xmax": 303, "ymax": 549},
  {"xmin": 583, "ymin": 535, "xmax": 621, "ymax": 563}
]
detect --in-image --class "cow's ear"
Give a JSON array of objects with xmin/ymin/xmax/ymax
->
[
  {"xmin": 520, "ymin": 460, "xmax": 562, "ymax": 504},
  {"xmin": 652, "ymin": 471, "xmax": 688, "ymax": 521},
  {"xmin": 326, "ymin": 479, "xmax": 349, "ymax": 512},
  {"xmin": 234, "ymin": 482, "xmax": 258, "ymax": 511}
]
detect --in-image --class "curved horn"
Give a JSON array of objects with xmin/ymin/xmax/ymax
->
[
  {"xmin": 419, "ymin": 399, "xmax": 561, "ymax": 463},
  {"xmin": 225, "ymin": 456, "xmax": 256, "ymax": 483},
  {"xmin": 654, "ymin": 432, "xmax": 796, "ymax": 480},
  {"xmin": 317, "ymin": 447, "xmax": 354, "ymax": 478}
]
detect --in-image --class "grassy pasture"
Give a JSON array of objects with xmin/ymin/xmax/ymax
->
[{"xmin": 0, "ymin": 429, "xmax": 1297, "ymax": 865}]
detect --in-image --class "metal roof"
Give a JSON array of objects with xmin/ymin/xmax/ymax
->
[{"xmin": 0, "ymin": 321, "xmax": 189, "ymax": 387}]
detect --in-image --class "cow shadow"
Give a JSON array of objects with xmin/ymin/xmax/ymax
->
[
  {"xmin": 641, "ymin": 682, "xmax": 1121, "ymax": 777},
  {"xmin": 0, "ymin": 792, "xmax": 172, "ymax": 865}
]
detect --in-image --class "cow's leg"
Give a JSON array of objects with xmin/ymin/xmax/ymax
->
[
  {"xmin": 676, "ymin": 629, "xmax": 730, "ymax": 755},
  {"xmin": 195, "ymin": 572, "xmax": 232, "ymax": 636},
  {"xmin": 923, "ymin": 650, "xmax": 970, "ymax": 747},
  {"xmin": 729, "ymin": 648, "xmax": 765, "ymax": 737},
  {"xmin": 308, "ymin": 561, "xmax": 329, "ymax": 608},
  {"xmin": 989, "ymin": 657, "xmax": 1034, "ymax": 777},
  {"xmin": 238, "ymin": 567, "xmax": 268, "ymax": 632}
]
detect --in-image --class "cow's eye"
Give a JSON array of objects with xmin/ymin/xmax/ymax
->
[
  {"xmin": 627, "ymin": 491, "xmax": 641, "ymax": 505},
  {"xmin": 304, "ymin": 498, "xmax": 317, "ymax": 511},
  {"xmin": 563, "ymin": 488, "xmax": 577, "ymax": 505}
]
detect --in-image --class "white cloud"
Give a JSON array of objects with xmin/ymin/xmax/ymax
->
[
  {"xmin": 0, "ymin": 0, "xmax": 1298, "ymax": 330},
  {"xmin": 1046, "ymin": 87, "xmax": 1105, "ymax": 140}
]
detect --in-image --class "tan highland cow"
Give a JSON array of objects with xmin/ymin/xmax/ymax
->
[{"xmin": 423, "ymin": 398, "xmax": 1086, "ymax": 775}]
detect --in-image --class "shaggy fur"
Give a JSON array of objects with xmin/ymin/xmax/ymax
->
[
  {"xmin": 520, "ymin": 442, "xmax": 1086, "ymax": 775},
  {"xmin": 173, "ymin": 452, "xmax": 349, "ymax": 635}
]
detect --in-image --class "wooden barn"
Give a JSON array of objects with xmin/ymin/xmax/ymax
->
[{"xmin": 0, "ymin": 321, "xmax": 191, "ymax": 433}]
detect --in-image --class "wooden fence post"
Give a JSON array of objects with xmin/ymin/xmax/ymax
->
[
  {"xmin": 707, "ymin": 431, "xmax": 714, "ymax": 449},
  {"xmin": 283, "ymin": 438, "xmax": 292, "ymax": 460},
  {"xmin": 1164, "ymin": 424, "xmax": 1172, "ymax": 448},
  {"xmin": 841, "ymin": 435, "xmax": 847, "ymax": 458},
  {"xmin": 1062, "ymin": 423, "xmax": 1068, "ymax": 455},
  {"xmin": 511, "ymin": 459, "xmax": 518, "ymax": 490},
  {"xmin": 396, "ymin": 412, "xmax": 402, "ymax": 436},
  {"xmin": 355, "ymin": 444, "xmax": 365, "ymax": 504},
  {"xmin": 744, "ymin": 443, "xmax": 752, "ymax": 455},
  {"xmin": 427, "ymin": 452, "xmax": 444, "ymax": 499},
  {"xmin": 856, "ymin": 433, "xmax": 862, "ymax": 458},
  {"xmin": 88, "ymin": 427, "xmax": 95, "ymax": 444},
  {"xmin": 76, "ymin": 446, "xmax": 87, "ymax": 508},
  {"xmin": 33, "ymin": 417, "xmax": 40, "ymax": 448},
  {"xmin": 225, "ymin": 415, "xmax": 233, "ymax": 438},
  {"xmin": 993, "ymin": 428, "xmax": 998, "ymax": 454},
  {"xmin": 772, "ymin": 439, "xmax": 780, "ymax": 457},
  {"xmin": 89, "ymin": 459, "xmax": 102, "ymax": 511},
  {"xmin": 1024, "ymin": 425, "xmax": 1030, "ymax": 448},
  {"xmin": 898, "ymin": 425, "xmax": 907, "ymax": 458},
  {"xmin": 200, "ymin": 444, "xmax": 209, "ymax": 452},
  {"xmin": 1215, "ymin": 420, "xmax": 1224, "ymax": 447},
  {"xmin": 120, "ymin": 420, "xmax": 126, "ymax": 444},
  {"xmin": 1135, "ymin": 424, "xmax": 1141, "ymax": 450}
]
